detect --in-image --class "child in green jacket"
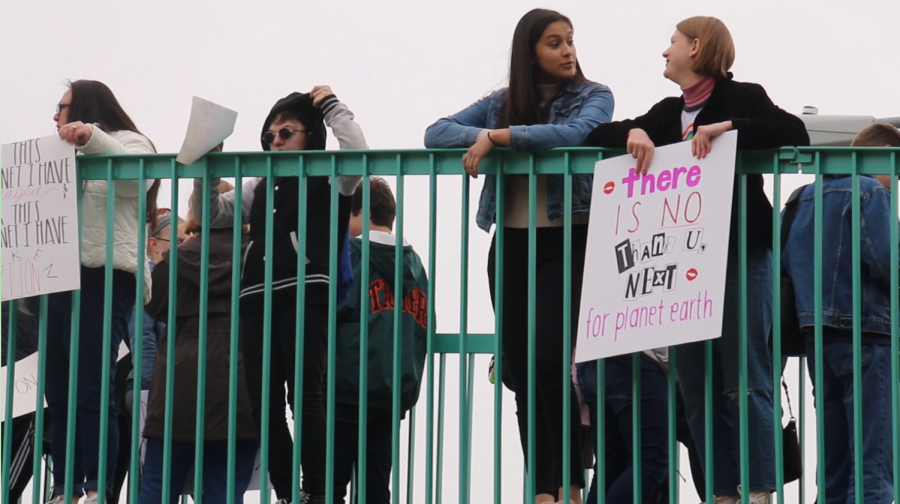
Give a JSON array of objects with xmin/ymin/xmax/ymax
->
[{"xmin": 333, "ymin": 177, "xmax": 429, "ymax": 504}]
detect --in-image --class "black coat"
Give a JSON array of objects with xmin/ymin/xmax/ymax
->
[
  {"xmin": 586, "ymin": 74, "xmax": 810, "ymax": 249},
  {"xmin": 143, "ymin": 229, "xmax": 256, "ymax": 442}
]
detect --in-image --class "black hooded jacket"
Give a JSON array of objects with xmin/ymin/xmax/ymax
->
[{"xmin": 240, "ymin": 93, "xmax": 354, "ymax": 311}]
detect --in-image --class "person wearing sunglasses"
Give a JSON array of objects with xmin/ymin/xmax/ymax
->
[{"xmin": 191, "ymin": 85, "xmax": 366, "ymax": 504}]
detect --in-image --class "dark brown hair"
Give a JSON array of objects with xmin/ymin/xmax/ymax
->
[
  {"xmin": 496, "ymin": 9, "xmax": 589, "ymax": 128},
  {"xmin": 352, "ymin": 177, "xmax": 396, "ymax": 230},
  {"xmin": 67, "ymin": 79, "xmax": 162, "ymax": 230}
]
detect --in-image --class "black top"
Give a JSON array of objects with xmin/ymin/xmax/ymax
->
[{"xmin": 586, "ymin": 74, "xmax": 811, "ymax": 249}]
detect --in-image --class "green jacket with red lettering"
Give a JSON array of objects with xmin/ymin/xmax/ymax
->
[{"xmin": 335, "ymin": 231, "xmax": 430, "ymax": 415}]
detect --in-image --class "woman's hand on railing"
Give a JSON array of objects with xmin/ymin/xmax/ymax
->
[
  {"xmin": 59, "ymin": 121, "xmax": 93, "ymax": 147},
  {"xmin": 462, "ymin": 133, "xmax": 494, "ymax": 178},
  {"xmin": 627, "ymin": 128, "xmax": 655, "ymax": 175},
  {"xmin": 691, "ymin": 121, "xmax": 732, "ymax": 160}
]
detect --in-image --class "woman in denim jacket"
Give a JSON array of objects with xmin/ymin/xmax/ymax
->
[{"xmin": 425, "ymin": 9, "xmax": 613, "ymax": 504}]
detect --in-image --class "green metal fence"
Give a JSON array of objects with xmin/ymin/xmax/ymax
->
[{"xmin": 2, "ymin": 146, "xmax": 899, "ymax": 504}]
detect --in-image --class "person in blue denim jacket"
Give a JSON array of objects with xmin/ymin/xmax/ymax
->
[
  {"xmin": 425, "ymin": 9, "xmax": 613, "ymax": 504},
  {"xmin": 783, "ymin": 123, "xmax": 900, "ymax": 504}
]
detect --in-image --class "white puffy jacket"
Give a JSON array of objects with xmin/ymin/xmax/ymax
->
[{"xmin": 78, "ymin": 124, "xmax": 155, "ymax": 303}]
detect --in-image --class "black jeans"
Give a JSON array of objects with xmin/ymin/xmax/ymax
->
[
  {"xmin": 332, "ymin": 405, "xmax": 393, "ymax": 504},
  {"xmin": 487, "ymin": 225, "xmax": 587, "ymax": 496},
  {"xmin": 242, "ymin": 300, "xmax": 329, "ymax": 497},
  {"xmin": 45, "ymin": 266, "xmax": 135, "ymax": 497}
]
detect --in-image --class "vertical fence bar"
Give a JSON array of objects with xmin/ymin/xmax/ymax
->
[
  {"xmin": 526, "ymin": 157, "xmax": 537, "ymax": 502},
  {"xmin": 632, "ymin": 353, "xmax": 642, "ymax": 504},
  {"xmin": 425, "ymin": 153, "xmax": 437, "ymax": 504},
  {"xmin": 407, "ymin": 406, "xmax": 418, "ymax": 504},
  {"xmin": 562, "ymin": 153, "xmax": 573, "ymax": 504},
  {"xmin": 798, "ymin": 355, "xmax": 805, "ymax": 504},
  {"xmin": 227, "ymin": 157, "xmax": 244, "ymax": 504},
  {"xmin": 435, "ymin": 353, "xmax": 446, "ymax": 504},
  {"xmin": 161, "ymin": 159, "xmax": 180, "ymax": 502},
  {"xmin": 96, "ymin": 159, "xmax": 118, "ymax": 504},
  {"xmin": 292, "ymin": 154, "xmax": 309, "ymax": 504},
  {"xmin": 192, "ymin": 166, "xmax": 212, "ymax": 503},
  {"xmin": 259, "ymin": 157, "xmax": 275, "ymax": 504},
  {"xmin": 668, "ymin": 348, "xmax": 678, "ymax": 503},
  {"xmin": 357, "ymin": 163, "xmax": 371, "ymax": 504},
  {"xmin": 737, "ymin": 164, "xmax": 749, "ymax": 504},
  {"xmin": 494, "ymin": 169, "xmax": 507, "ymax": 502},
  {"xmin": 31, "ymin": 294, "xmax": 49, "ymax": 504},
  {"xmin": 890, "ymin": 151, "xmax": 899, "ymax": 504},
  {"xmin": 63, "ymin": 167, "xmax": 86, "ymax": 502},
  {"xmin": 458, "ymin": 170, "xmax": 471, "ymax": 504},
  {"xmin": 597, "ymin": 359, "xmax": 605, "ymax": 504},
  {"xmin": 459, "ymin": 170, "xmax": 469, "ymax": 504},
  {"xmin": 493, "ymin": 152, "xmax": 505, "ymax": 504},
  {"xmin": 393, "ymin": 156, "xmax": 406, "ymax": 504},
  {"xmin": 325, "ymin": 154, "xmax": 341, "ymax": 504},
  {"xmin": 2, "ymin": 299, "xmax": 19, "ymax": 504},
  {"xmin": 813, "ymin": 156, "xmax": 826, "ymax": 504},
  {"xmin": 770, "ymin": 156, "xmax": 785, "ymax": 503},
  {"xmin": 704, "ymin": 337, "xmax": 713, "ymax": 504},
  {"xmin": 128, "ymin": 159, "xmax": 148, "ymax": 504},
  {"xmin": 850, "ymin": 156, "xmax": 863, "ymax": 504}
]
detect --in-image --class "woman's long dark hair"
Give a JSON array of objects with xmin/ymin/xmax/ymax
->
[
  {"xmin": 68, "ymin": 80, "xmax": 161, "ymax": 231},
  {"xmin": 497, "ymin": 9, "xmax": 589, "ymax": 128}
]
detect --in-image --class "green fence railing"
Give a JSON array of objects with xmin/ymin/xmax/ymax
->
[{"xmin": 2, "ymin": 146, "xmax": 899, "ymax": 504}]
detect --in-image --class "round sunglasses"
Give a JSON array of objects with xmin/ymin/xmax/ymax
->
[{"xmin": 262, "ymin": 127, "xmax": 307, "ymax": 145}]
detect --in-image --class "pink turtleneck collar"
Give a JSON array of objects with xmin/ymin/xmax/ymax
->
[{"xmin": 682, "ymin": 76, "xmax": 715, "ymax": 108}]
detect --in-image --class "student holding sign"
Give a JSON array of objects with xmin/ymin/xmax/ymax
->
[
  {"xmin": 425, "ymin": 9, "xmax": 614, "ymax": 504},
  {"xmin": 45, "ymin": 80, "xmax": 161, "ymax": 504},
  {"xmin": 585, "ymin": 17, "xmax": 810, "ymax": 504}
]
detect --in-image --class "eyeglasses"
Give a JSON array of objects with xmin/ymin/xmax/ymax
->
[
  {"xmin": 56, "ymin": 103, "xmax": 70, "ymax": 114},
  {"xmin": 153, "ymin": 237, "xmax": 185, "ymax": 245},
  {"xmin": 262, "ymin": 128, "xmax": 307, "ymax": 145}
]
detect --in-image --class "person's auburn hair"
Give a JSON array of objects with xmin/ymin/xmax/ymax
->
[
  {"xmin": 851, "ymin": 123, "xmax": 900, "ymax": 148},
  {"xmin": 676, "ymin": 16, "xmax": 735, "ymax": 78}
]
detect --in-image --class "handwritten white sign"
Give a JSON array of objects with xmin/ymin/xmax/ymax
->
[
  {"xmin": 0, "ymin": 352, "xmax": 47, "ymax": 419},
  {"xmin": 575, "ymin": 131, "xmax": 737, "ymax": 362},
  {"xmin": 1, "ymin": 135, "xmax": 81, "ymax": 301}
]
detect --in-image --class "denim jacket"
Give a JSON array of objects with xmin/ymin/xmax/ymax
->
[
  {"xmin": 783, "ymin": 176, "xmax": 898, "ymax": 336},
  {"xmin": 424, "ymin": 81, "xmax": 614, "ymax": 232}
]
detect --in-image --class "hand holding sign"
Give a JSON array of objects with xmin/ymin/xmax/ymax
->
[
  {"xmin": 58, "ymin": 121, "xmax": 92, "ymax": 147},
  {"xmin": 626, "ymin": 128, "xmax": 656, "ymax": 175},
  {"xmin": 176, "ymin": 97, "xmax": 238, "ymax": 166}
]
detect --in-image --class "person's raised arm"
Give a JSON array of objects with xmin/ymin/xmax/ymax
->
[
  {"xmin": 63, "ymin": 123, "xmax": 157, "ymax": 198},
  {"xmin": 313, "ymin": 86, "xmax": 368, "ymax": 196},
  {"xmin": 190, "ymin": 177, "xmax": 258, "ymax": 229}
]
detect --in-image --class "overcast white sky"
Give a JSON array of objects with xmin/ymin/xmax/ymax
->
[{"xmin": 3, "ymin": 0, "xmax": 899, "ymax": 502}]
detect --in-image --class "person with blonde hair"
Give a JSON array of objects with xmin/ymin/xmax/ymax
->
[{"xmin": 586, "ymin": 16, "xmax": 810, "ymax": 504}]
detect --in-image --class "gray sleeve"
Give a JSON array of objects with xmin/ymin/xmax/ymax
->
[
  {"xmin": 191, "ymin": 177, "xmax": 259, "ymax": 228},
  {"xmin": 321, "ymin": 97, "xmax": 366, "ymax": 196}
]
